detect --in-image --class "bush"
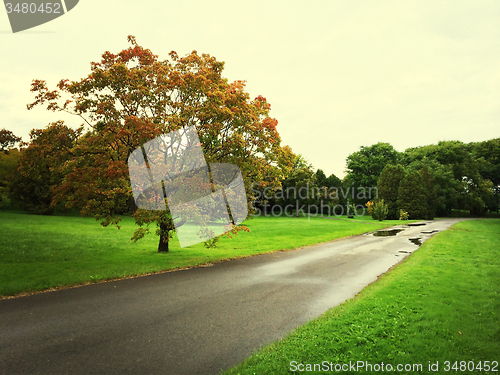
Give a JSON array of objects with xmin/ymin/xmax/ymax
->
[
  {"xmin": 365, "ymin": 200, "xmax": 374, "ymax": 215},
  {"xmin": 347, "ymin": 202, "xmax": 357, "ymax": 217},
  {"xmin": 372, "ymin": 199, "xmax": 389, "ymax": 221},
  {"xmin": 399, "ymin": 209, "xmax": 409, "ymax": 221}
]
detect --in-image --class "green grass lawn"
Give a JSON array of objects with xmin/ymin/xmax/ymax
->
[
  {"xmin": 0, "ymin": 211, "xmax": 406, "ymax": 297},
  {"xmin": 223, "ymin": 219, "xmax": 500, "ymax": 375}
]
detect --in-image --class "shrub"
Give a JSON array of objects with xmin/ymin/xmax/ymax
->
[
  {"xmin": 399, "ymin": 209, "xmax": 409, "ymax": 221},
  {"xmin": 365, "ymin": 200, "xmax": 374, "ymax": 215},
  {"xmin": 347, "ymin": 202, "xmax": 357, "ymax": 216},
  {"xmin": 372, "ymin": 199, "xmax": 389, "ymax": 221}
]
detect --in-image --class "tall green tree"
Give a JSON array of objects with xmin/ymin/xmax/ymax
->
[
  {"xmin": 315, "ymin": 169, "xmax": 327, "ymax": 188},
  {"xmin": 461, "ymin": 176, "xmax": 494, "ymax": 216},
  {"xmin": 397, "ymin": 171, "xmax": 428, "ymax": 220},
  {"xmin": 471, "ymin": 138, "xmax": 500, "ymax": 212},
  {"xmin": 402, "ymin": 140, "xmax": 496, "ymax": 216},
  {"xmin": 345, "ymin": 142, "xmax": 400, "ymax": 204},
  {"xmin": 419, "ymin": 164, "xmax": 437, "ymax": 219},
  {"xmin": 377, "ymin": 164, "xmax": 406, "ymax": 220},
  {"xmin": 404, "ymin": 157, "xmax": 460, "ymax": 217}
]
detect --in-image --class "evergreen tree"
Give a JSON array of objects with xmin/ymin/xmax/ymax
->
[
  {"xmin": 420, "ymin": 164, "xmax": 437, "ymax": 219},
  {"xmin": 397, "ymin": 171, "xmax": 428, "ymax": 220},
  {"xmin": 377, "ymin": 164, "xmax": 405, "ymax": 219},
  {"xmin": 315, "ymin": 169, "xmax": 327, "ymax": 187}
]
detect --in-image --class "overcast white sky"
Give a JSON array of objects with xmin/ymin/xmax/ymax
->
[{"xmin": 1, "ymin": 1, "xmax": 499, "ymax": 178}]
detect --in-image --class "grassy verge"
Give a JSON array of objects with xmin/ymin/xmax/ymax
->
[
  {"xmin": 223, "ymin": 219, "xmax": 500, "ymax": 375},
  {"xmin": 0, "ymin": 211, "xmax": 406, "ymax": 297}
]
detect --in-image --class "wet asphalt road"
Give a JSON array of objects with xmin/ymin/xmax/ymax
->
[{"xmin": 0, "ymin": 219, "xmax": 464, "ymax": 375}]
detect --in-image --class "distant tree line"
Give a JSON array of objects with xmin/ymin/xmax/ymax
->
[
  {"xmin": 3, "ymin": 124, "xmax": 499, "ymax": 222},
  {"xmin": 346, "ymin": 140, "xmax": 500, "ymax": 219},
  {"xmin": 249, "ymin": 139, "xmax": 499, "ymax": 219}
]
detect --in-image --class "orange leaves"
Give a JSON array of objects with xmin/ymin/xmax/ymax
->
[
  {"xmin": 57, "ymin": 79, "xmax": 70, "ymax": 90},
  {"xmin": 262, "ymin": 117, "xmax": 278, "ymax": 131},
  {"xmin": 221, "ymin": 223, "xmax": 250, "ymax": 240},
  {"xmin": 27, "ymin": 79, "xmax": 61, "ymax": 111},
  {"xmin": 127, "ymin": 35, "xmax": 137, "ymax": 45},
  {"xmin": 169, "ymin": 50, "xmax": 179, "ymax": 61},
  {"xmin": 106, "ymin": 160, "xmax": 127, "ymax": 178},
  {"xmin": 253, "ymin": 95, "xmax": 271, "ymax": 110},
  {"xmin": 24, "ymin": 36, "xmax": 286, "ymax": 243}
]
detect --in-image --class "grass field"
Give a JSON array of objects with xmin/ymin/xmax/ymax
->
[
  {"xmin": 0, "ymin": 210, "xmax": 407, "ymax": 297},
  {"xmin": 222, "ymin": 219, "xmax": 500, "ymax": 375}
]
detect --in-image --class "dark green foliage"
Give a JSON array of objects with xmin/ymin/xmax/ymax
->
[
  {"xmin": 397, "ymin": 171, "xmax": 428, "ymax": 220},
  {"xmin": 402, "ymin": 139, "xmax": 499, "ymax": 216},
  {"xmin": 9, "ymin": 122, "xmax": 81, "ymax": 215},
  {"xmin": 324, "ymin": 173, "xmax": 342, "ymax": 190},
  {"xmin": 471, "ymin": 138, "xmax": 500, "ymax": 213},
  {"xmin": 420, "ymin": 164, "xmax": 437, "ymax": 219},
  {"xmin": 276, "ymin": 155, "xmax": 316, "ymax": 215},
  {"xmin": 315, "ymin": 169, "xmax": 326, "ymax": 187},
  {"xmin": 315, "ymin": 170, "xmax": 344, "ymax": 212},
  {"xmin": 0, "ymin": 149, "xmax": 20, "ymax": 206},
  {"xmin": 471, "ymin": 138, "xmax": 500, "ymax": 185},
  {"xmin": 345, "ymin": 142, "xmax": 400, "ymax": 204},
  {"xmin": 377, "ymin": 164, "xmax": 406, "ymax": 219},
  {"xmin": 325, "ymin": 173, "xmax": 344, "ymax": 205},
  {"xmin": 462, "ymin": 176, "xmax": 494, "ymax": 216}
]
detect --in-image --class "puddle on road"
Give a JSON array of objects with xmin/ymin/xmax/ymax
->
[
  {"xmin": 373, "ymin": 228, "xmax": 405, "ymax": 236},
  {"xmin": 408, "ymin": 222, "xmax": 427, "ymax": 227},
  {"xmin": 409, "ymin": 238, "xmax": 422, "ymax": 246},
  {"xmin": 421, "ymin": 230, "xmax": 439, "ymax": 234}
]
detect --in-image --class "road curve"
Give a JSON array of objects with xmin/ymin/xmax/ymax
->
[{"xmin": 0, "ymin": 219, "xmax": 464, "ymax": 375}]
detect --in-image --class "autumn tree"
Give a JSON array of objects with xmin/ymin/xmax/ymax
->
[
  {"xmin": 0, "ymin": 129, "xmax": 21, "ymax": 154},
  {"xmin": 28, "ymin": 36, "xmax": 283, "ymax": 252},
  {"xmin": 250, "ymin": 144, "xmax": 296, "ymax": 216}
]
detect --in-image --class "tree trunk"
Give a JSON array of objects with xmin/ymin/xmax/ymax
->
[
  {"xmin": 158, "ymin": 238, "xmax": 169, "ymax": 252},
  {"xmin": 158, "ymin": 222, "xmax": 169, "ymax": 252},
  {"xmin": 129, "ymin": 196, "xmax": 138, "ymax": 214}
]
